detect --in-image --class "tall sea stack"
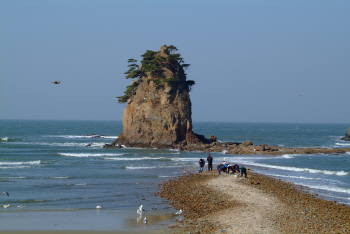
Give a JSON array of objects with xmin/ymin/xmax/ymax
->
[{"xmin": 114, "ymin": 45, "xmax": 209, "ymax": 148}]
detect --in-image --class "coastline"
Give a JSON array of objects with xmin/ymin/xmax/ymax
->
[{"xmin": 160, "ymin": 170, "xmax": 350, "ymax": 233}]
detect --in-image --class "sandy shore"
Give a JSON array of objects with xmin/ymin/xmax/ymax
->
[{"xmin": 159, "ymin": 170, "xmax": 350, "ymax": 233}]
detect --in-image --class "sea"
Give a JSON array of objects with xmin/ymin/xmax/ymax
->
[{"xmin": 1, "ymin": 120, "xmax": 350, "ymax": 231}]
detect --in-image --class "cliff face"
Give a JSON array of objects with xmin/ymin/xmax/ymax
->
[{"xmin": 116, "ymin": 45, "xmax": 208, "ymax": 148}]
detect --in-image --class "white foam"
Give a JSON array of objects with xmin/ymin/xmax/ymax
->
[
  {"xmin": 0, "ymin": 166, "xmax": 30, "ymax": 169},
  {"xmin": 126, "ymin": 165, "xmax": 182, "ymax": 170},
  {"xmin": 294, "ymin": 182, "xmax": 350, "ymax": 195},
  {"xmin": 58, "ymin": 153, "xmax": 124, "ymax": 157},
  {"xmin": 126, "ymin": 166, "xmax": 157, "ymax": 169},
  {"xmin": 1, "ymin": 137, "xmax": 9, "ymax": 141},
  {"xmin": 247, "ymin": 162, "xmax": 348, "ymax": 176},
  {"xmin": 264, "ymin": 173, "xmax": 340, "ymax": 183},
  {"xmin": 335, "ymin": 142, "xmax": 350, "ymax": 146},
  {"xmin": 170, "ymin": 157, "xmax": 199, "ymax": 162},
  {"xmin": 279, "ymin": 154, "xmax": 300, "ymax": 159},
  {"xmin": 51, "ymin": 135, "xmax": 118, "ymax": 139},
  {"xmin": 168, "ymin": 148, "xmax": 180, "ymax": 152},
  {"xmin": 3, "ymin": 177, "xmax": 26, "ymax": 179},
  {"xmin": 50, "ymin": 177, "xmax": 69, "ymax": 179},
  {"xmin": 104, "ymin": 157, "xmax": 164, "ymax": 161},
  {"xmin": 0, "ymin": 160, "xmax": 41, "ymax": 165}
]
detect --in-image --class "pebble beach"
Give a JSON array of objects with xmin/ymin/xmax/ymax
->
[{"xmin": 160, "ymin": 170, "xmax": 350, "ymax": 233}]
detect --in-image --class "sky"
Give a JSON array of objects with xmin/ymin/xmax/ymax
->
[{"xmin": 1, "ymin": 0, "xmax": 349, "ymax": 123}]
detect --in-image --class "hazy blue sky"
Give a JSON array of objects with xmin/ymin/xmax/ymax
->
[{"xmin": 1, "ymin": 1, "xmax": 349, "ymax": 123}]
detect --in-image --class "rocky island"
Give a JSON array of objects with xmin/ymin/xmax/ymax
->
[
  {"xmin": 106, "ymin": 45, "xmax": 210, "ymax": 149},
  {"xmin": 105, "ymin": 45, "xmax": 350, "ymax": 155}
]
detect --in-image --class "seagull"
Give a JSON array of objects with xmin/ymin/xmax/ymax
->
[
  {"xmin": 96, "ymin": 205, "xmax": 102, "ymax": 209},
  {"xmin": 175, "ymin": 209, "xmax": 183, "ymax": 215},
  {"xmin": 3, "ymin": 204, "xmax": 10, "ymax": 209},
  {"xmin": 300, "ymin": 93, "xmax": 303, "ymax": 96},
  {"xmin": 51, "ymin": 81, "xmax": 61, "ymax": 84},
  {"xmin": 139, "ymin": 205, "xmax": 145, "ymax": 211},
  {"xmin": 1, "ymin": 192, "xmax": 9, "ymax": 196},
  {"xmin": 143, "ymin": 217, "xmax": 147, "ymax": 224},
  {"xmin": 17, "ymin": 205, "xmax": 25, "ymax": 209}
]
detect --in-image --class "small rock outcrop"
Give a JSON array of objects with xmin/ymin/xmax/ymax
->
[
  {"xmin": 340, "ymin": 127, "xmax": 350, "ymax": 141},
  {"xmin": 115, "ymin": 45, "xmax": 210, "ymax": 148}
]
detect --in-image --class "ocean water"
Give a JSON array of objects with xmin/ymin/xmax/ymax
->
[{"xmin": 1, "ymin": 120, "xmax": 350, "ymax": 230}]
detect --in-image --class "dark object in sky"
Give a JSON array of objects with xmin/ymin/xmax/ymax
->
[
  {"xmin": 51, "ymin": 81, "xmax": 61, "ymax": 84},
  {"xmin": 1, "ymin": 192, "xmax": 9, "ymax": 196}
]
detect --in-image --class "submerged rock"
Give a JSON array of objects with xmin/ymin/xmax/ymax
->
[{"xmin": 340, "ymin": 127, "xmax": 350, "ymax": 141}]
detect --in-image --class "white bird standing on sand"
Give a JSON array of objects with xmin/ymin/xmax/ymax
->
[
  {"xmin": 1, "ymin": 192, "xmax": 9, "ymax": 196},
  {"xmin": 96, "ymin": 205, "xmax": 102, "ymax": 209},
  {"xmin": 143, "ymin": 217, "xmax": 147, "ymax": 224},
  {"xmin": 175, "ymin": 209, "xmax": 182, "ymax": 215},
  {"xmin": 3, "ymin": 204, "xmax": 10, "ymax": 209}
]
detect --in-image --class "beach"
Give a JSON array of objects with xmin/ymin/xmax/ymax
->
[{"xmin": 160, "ymin": 170, "xmax": 350, "ymax": 233}]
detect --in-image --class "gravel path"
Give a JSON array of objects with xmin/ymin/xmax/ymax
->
[{"xmin": 160, "ymin": 170, "xmax": 350, "ymax": 233}]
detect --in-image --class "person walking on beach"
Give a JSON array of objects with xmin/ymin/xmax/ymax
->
[
  {"xmin": 199, "ymin": 158, "xmax": 205, "ymax": 173},
  {"xmin": 240, "ymin": 165, "xmax": 247, "ymax": 178},
  {"xmin": 207, "ymin": 154, "xmax": 213, "ymax": 171}
]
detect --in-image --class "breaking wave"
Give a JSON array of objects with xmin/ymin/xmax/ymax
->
[
  {"xmin": 246, "ymin": 162, "xmax": 348, "ymax": 176},
  {"xmin": 0, "ymin": 160, "xmax": 41, "ymax": 165},
  {"xmin": 58, "ymin": 153, "xmax": 124, "ymax": 157}
]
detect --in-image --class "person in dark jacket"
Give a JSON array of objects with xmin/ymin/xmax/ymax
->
[
  {"xmin": 199, "ymin": 158, "xmax": 205, "ymax": 173},
  {"xmin": 207, "ymin": 154, "xmax": 213, "ymax": 171},
  {"xmin": 240, "ymin": 165, "xmax": 247, "ymax": 178}
]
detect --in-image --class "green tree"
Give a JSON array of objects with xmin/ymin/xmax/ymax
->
[
  {"xmin": 124, "ymin": 59, "xmax": 141, "ymax": 79},
  {"xmin": 118, "ymin": 45, "xmax": 194, "ymax": 104}
]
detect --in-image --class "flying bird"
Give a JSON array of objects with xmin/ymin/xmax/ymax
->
[
  {"xmin": 1, "ymin": 192, "xmax": 9, "ymax": 196},
  {"xmin": 137, "ymin": 204, "xmax": 145, "ymax": 214},
  {"xmin": 51, "ymin": 81, "xmax": 61, "ymax": 84},
  {"xmin": 300, "ymin": 93, "xmax": 303, "ymax": 96}
]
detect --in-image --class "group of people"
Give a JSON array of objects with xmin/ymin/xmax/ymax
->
[
  {"xmin": 198, "ymin": 154, "xmax": 247, "ymax": 178},
  {"xmin": 198, "ymin": 154, "xmax": 213, "ymax": 173}
]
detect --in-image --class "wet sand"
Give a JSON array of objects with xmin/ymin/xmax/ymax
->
[{"xmin": 160, "ymin": 170, "xmax": 350, "ymax": 233}]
